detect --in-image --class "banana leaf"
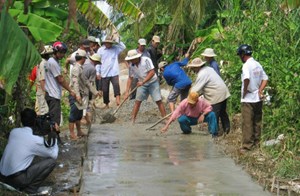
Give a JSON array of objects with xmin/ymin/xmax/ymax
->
[
  {"xmin": 17, "ymin": 12, "xmax": 63, "ymax": 43},
  {"xmin": 0, "ymin": 9, "xmax": 41, "ymax": 95}
]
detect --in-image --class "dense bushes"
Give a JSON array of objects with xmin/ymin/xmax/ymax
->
[{"xmin": 193, "ymin": 0, "xmax": 300, "ymax": 178}]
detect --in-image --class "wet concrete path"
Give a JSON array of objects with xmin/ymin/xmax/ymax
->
[{"xmin": 80, "ymin": 122, "xmax": 271, "ymax": 196}]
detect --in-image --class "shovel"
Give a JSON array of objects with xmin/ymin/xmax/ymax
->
[
  {"xmin": 145, "ymin": 112, "xmax": 172, "ymax": 130},
  {"xmin": 101, "ymin": 86, "xmax": 138, "ymax": 123}
]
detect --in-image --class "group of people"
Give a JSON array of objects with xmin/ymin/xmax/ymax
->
[
  {"xmin": 123, "ymin": 39, "xmax": 268, "ymax": 154},
  {"xmin": 0, "ymin": 33, "xmax": 268, "ymax": 194}
]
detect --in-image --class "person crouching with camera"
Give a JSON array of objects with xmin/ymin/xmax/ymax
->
[{"xmin": 0, "ymin": 108, "xmax": 58, "ymax": 194}]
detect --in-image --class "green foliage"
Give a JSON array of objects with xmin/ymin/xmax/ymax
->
[
  {"xmin": 0, "ymin": 10, "xmax": 41, "ymax": 95},
  {"xmin": 275, "ymin": 157, "xmax": 300, "ymax": 179},
  {"xmin": 193, "ymin": 0, "xmax": 300, "ymax": 178}
]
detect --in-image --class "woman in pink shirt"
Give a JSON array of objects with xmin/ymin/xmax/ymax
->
[{"xmin": 161, "ymin": 92, "xmax": 218, "ymax": 136}]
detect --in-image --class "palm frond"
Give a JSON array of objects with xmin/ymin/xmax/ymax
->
[
  {"xmin": 77, "ymin": 1, "xmax": 118, "ymax": 32},
  {"xmin": 107, "ymin": 0, "xmax": 144, "ymax": 21}
]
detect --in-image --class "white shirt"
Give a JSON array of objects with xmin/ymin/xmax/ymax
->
[
  {"xmin": 241, "ymin": 57, "xmax": 268, "ymax": 103},
  {"xmin": 128, "ymin": 56, "xmax": 157, "ymax": 84},
  {"xmin": 97, "ymin": 42, "xmax": 126, "ymax": 78},
  {"xmin": 0, "ymin": 127, "xmax": 58, "ymax": 176}
]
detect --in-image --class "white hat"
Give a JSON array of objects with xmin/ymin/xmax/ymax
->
[
  {"xmin": 125, "ymin": 49, "xmax": 142, "ymax": 61},
  {"xmin": 158, "ymin": 61, "xmax": 168, "ymax": 69},
  {"xmin": 187, "ymin": 58, "xmax": 206, "ymax": 67},
  {"xmin": 76, "ymin": 49, "xmax": 87, "ymax": 57},
  {"xmin": 201, "ymin": 48, "xmax": 217, "ymax": 57},
  {"xmin": 152, "ymin": 35, "xmax": 160, "ymax": 43},
  {"xmin": 138, "ymin": 38, "xmax": 146, "ymax": 46},
  {"xmin": 87, "ymin": 36, "xmax": 97, "ymax": 43},
  {"xmin": 89, "ymin": 53, "xmax": 101, "ymax": 62}
]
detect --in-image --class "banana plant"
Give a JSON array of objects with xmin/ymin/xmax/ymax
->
[{"xmin": 0, "ymin": 8, "xmax": 41, "ymax": 95}]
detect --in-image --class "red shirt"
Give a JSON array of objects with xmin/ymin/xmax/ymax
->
[{"xmin": 29, "ymin": 66, "xmax": 37, "ymax": 82}]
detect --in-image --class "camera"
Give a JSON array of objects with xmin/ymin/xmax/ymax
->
[{"xmin": 33, "ymin": 113, "xmax": 57, "ymax": 147}]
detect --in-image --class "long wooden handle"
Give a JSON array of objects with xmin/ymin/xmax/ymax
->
[
  {"xmin": 112, "ymin": 86, "xmax": 139, "ymax": 115},
  {"xmin": 146, "ymin": 112, "xmax": 172, "ymax": 130},
  {"xmin": 187, "ymin": 39, "xmax": 195, "ymax": 54}
]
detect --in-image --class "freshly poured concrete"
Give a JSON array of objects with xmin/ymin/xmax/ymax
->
[{"xmin": 80, "ymin": 122, "xmax": 271, "ymax": 196}]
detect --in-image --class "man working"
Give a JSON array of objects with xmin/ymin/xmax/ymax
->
[
  {"xmin": 158, "ymin": 53, "xmax": 192, "ymax": 112},
  {"xmin": 0, "ymin": 108, "xmax": 58, "ymax": 194},
  {"xmin": 189, "ymin": 57, "xmax": 231, "ymax": 135},
  {"xmin": 237, "ymin": 44, "xmax": 268, "ymax": 153},
  {"xmin": 125, "ymin": 49, "xmax": 166, "ymax": 123},
  {"xmin": 130, "ymin": 38, "xmax": 151, "ymax": 100},
  {"xmin": 161, "ymin": 92, "xmax": 218, "ymax": 136}
]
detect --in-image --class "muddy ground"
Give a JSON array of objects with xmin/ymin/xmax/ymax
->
[{"xmin": 1, "ymin": 96, "xmax": 298, "ymax": 195}]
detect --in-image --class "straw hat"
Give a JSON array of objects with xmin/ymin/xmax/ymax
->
[
  {"xmin": 158, "ymin": 61, "xmax": 168, "ymax": 69},
  {"xmin": 187, "ymin": 58, "xmax": 206, "ymax": 68},
  {"xmin": 201, "ymin": 48, "xmax": 217, "ymax": 57},
  {"xmin": 89, "ymin": 53, "xmax": 101, "ymax": 62},
  {"xmin": 138, "ymin": 38, "xmax": 147, "ymax": 46},
  {"xmin": 102, "ymin": 36, "xmax": 116, "ymax": 44},
  {"xmin": 187, "ymin": 92, "xmax": 199, "ymax": 104},
  {"xmin": 125, "ymin": 49, "xmax": 142, "ymax": 61},
  {"xmin": 152, "ymin": 35, "xmax": 160, "ymax": 43}
]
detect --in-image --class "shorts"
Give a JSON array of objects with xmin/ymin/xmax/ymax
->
[
  {"xmin": 136, "ymin": 80, "xmax": 162, "ymax": 102},
  {"xmin": 167, "ymin": 85, "xmax": 191, "ymax": 103},
  {"xmin": 68, "ymin": 96, "xmax": 83, "ymax": 123}
]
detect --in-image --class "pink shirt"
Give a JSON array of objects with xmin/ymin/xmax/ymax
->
[{"xmin": 170, "ymin": 98, "xmax": 212, "ymax": 121}]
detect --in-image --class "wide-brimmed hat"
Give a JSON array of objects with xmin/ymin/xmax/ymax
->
[
  {"xmin": 87, "ymin": 36, "xmax": 97, "ymax": 43},
  {"xmin": 40, "ymin": 45, "xmax": 53, "ymax": 55},
  {"xmin": 187, "ymin": 58, "xmax": 206, "ymax": 68},
  {"xmin": 76, "ymin": 49, "xmax": 87, "ymax": 57},
  {"xmin": 138, "ymin": 38, "xmax": 146, "ymax": 46},
  {"xmin": 102, "ymin": 36, "xmax": 116, "ymax": 44},
  {"xmin": 158, "ymin": 61, "xmax": 168, "ymax": 69},
  {"xmin": 187, "ymin": 92, "xmax": 199, "ymax": 104},
  {"xmin": 201, "ymin": 48, "xmax": 217, "ymax": 57},
  {"xmin": 152, "ymin": 35, "xmax": 160, "ymax": 43},
  {"xmin": 89, "ymin": 53, "xmax": 101, "ymax": 62},
  {"xmin": 125, "ymin": 49, "xmax": 142, "ymax": 61}
]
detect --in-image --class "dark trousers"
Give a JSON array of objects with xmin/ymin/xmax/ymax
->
[
  {"xmin": 102, "ymin": 75, "xmax": 121, "ymax": 105},
  {"xmin": 45, "ymin": 92, "xmax": 61, "ymax": 125},
  {"xmin": 212, "ymin": 99, "xmax": 230, "ymax": 133},
  {"xmin": 96, "ymin": 78, "xmax": 102, "ymax": 91},
  {"xmin": 241, "ymin": 102, "xmax": 263, "ymax": 149},
  {"xmin": 1, "ymin": 158, "xmax": 56, "ymax": 194}
]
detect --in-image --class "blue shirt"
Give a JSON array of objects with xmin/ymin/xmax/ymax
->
[
  {"xmin": 210, "ymin": 59, "xmax": 220, "ymax": 76},
  {"xmin": 162, "ymin": 58, "xmax": 192, "ymax": 89}
]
